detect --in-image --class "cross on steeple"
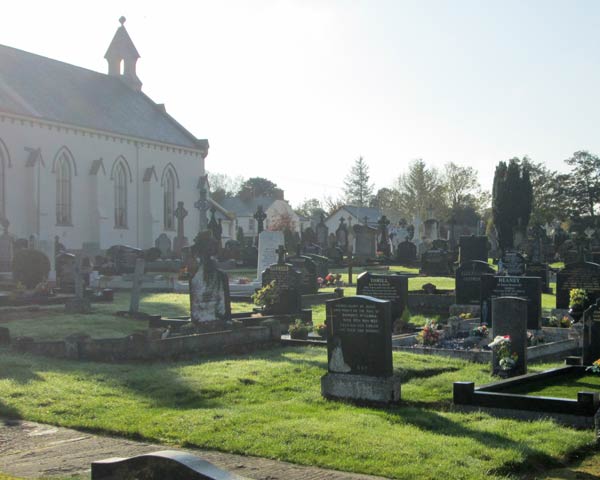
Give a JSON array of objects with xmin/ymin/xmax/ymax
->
[{"xmin": 276, "ymin": 244, "xmax": 287, "ymax": 264}]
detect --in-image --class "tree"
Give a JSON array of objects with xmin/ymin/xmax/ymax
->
[
  {"xmin": 322, "ymin": 195, "xmax": 345, "ymax": 216},
  {"xmin": 238, "ymin": 177, "xmax": 281, "ymax": 200},
  {"xmin": 370, "ymin": 187, "xmax": 399, "ymax": 211},
  {"xmin": 521, "ymin": 159, "xmax": 565, "ymax": 226},
  {"xmin": 395, "ymin": 159, "xmax": 445, "ymax": 220},
  {"xmin": 562, "ymin": 151, "xmax": 600, "ymax": 221},
  {"xmin": 441, "ymin": 162, "xmax": 488, "ymax": 228},
  {"xmin": 492, "ymin": 158, "xmax": 532, "ymax": 251},
  {"xmin": 294, "ymin": 198, "xmax": 324, "ymax": 218},
  {"xmin": 343, "ymin": 156, "xmax": 374, "ymax": 207},
  {"xmin": 207, "ymin": 171, "xmax": 244, "ymax": 203}
]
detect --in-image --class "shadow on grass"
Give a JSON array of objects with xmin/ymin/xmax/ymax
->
[
  {"xmin": 0, "ymin": 399, "xmax": 22, "ymax": 420},
  {"xmin": 396, "ymin": 366, "xmax": 460, "ymax": 383}
]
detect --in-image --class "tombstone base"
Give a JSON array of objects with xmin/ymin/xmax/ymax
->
[
  {"xmin": 321, "ymin": 373, "xmax": 401, "ymax": 405},
  {"xmin": 65, "ymin": 298, "xmax": 92, "ymax": 314}
]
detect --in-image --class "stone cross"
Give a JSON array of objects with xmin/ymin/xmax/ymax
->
[
  {"xmin": 253, "ymin": 205, "xmax": 267, "ymax": 235},
  {"xmin": 174, "ymin": 201, "xmax": 188, "ymax": 255},
  {"xmin": 73, "ymin": 256, "xmax": 83, "ymax": 300},
  {"xmin": 208, "ymin": 207, "xmax": 220, "ymax": 240},
  {"xmin": 195, "ymin": 174, "xmax": 209, "ymax": 231},
  {"xmin": 129, "ymin": 257, "xmax": 145, "ymax": 314},
  {"xmin": 276, "ymin": 245, "xmax": 286, "ymax": 264}
]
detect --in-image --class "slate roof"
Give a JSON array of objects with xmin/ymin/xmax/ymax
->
[
  {"xmin": 0, "ymin": 44, "xmax": 202, "ymax": 149},
  {"xmin": 218, "ymin": 196, "xmax": 278, "ymax": 217},
  {"xmin": 332, "ymin": 205, "xmax": 382, "ymax": 225}
]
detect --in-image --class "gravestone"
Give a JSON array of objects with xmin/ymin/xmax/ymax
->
[
  {"xmin": 189, "ymin": 231, "xmax": 231, "ymax": 329},
  {"xmin": 556, "ymin": 262, "xmax": 600, "ymax": 309},
  {"xmin": 55, "ymin": 252, "xmax": 76, "ymax": 292},
  {"xmin": 106, "ymin": 245, "xmax": 143, "ymax": 275},
  {"xmin": 459, "ymin": 235, "xmax": 488, "ymax": 264},
  {"xmin": 356, "ymin": 272, "xmax": 408, "ymax": 321},
  {"xmin": 491, "ymin": 296, "xmax": 528, "ymax": 376},
  {"xmin": 0, "ymin": 231, "xmax": 13, "ymax": 272},
  {"xmin": 91, "ymin": 450, "xmax": 249, "ymax": 480},
  {"xmin": 315, "ymin": 214, "xmax": 329, "ymax": 250},
  {"xmin": 305, "ymin": 253, "xmax": 329, "ymax": 279},
  {"xmin": 256, "ymin": 230, "xmax": 285, "ymax": 281},
  {"xmin": 173, "ymin": 201, "xmax": 189, "ymax": 255},
  {"xmin": 321, "ymin": 295, "xmax": 401, "ymax": 404},
  {"xmin": 261, "ymin": 246, "xmax": 302, "ymax": 314},
  {"xmin": 455, "ymin": 260, "xmax": 495, "ymax": 305},
  {"xmin": 155, "ymin": 234, "xmax": 172, "ymax": 258},
  {"xmin": 65, "ymin": 256, "xmax": 92, "ymax": 313},
  {"xmin": 420, "ymin": 249, "xmax": 451, "ymax": 276},
  {"xmin": 352, "ymin": 224, "xmax": 377, "ymax": 260},
  {"xmin": 377, "ymin": 215, "xmax": 391, "ymax": 257},
  {"xmin": 501, "ymin": 250, "xmax": 526, "ymax": 276},
  {"xmin": 396, "ymin": 239, "xmax": 417, "ymax": 264},
  {"xmin": 129, "ymin": 258, "xmax": 145, "ymax": 314},
  {"xmin": 583, "ymin": 300, "xmax": 600, "ymax": 366},
  {"xmin": 525, "ymin": 262, "xmax": 551, "ymax": 294},
  {"xmin": 335, "ymin": 217, "xmax": 349, "ymax": 253},
  {"xmin": 287, "ymin": 254, "xmax": 318, "ymax": 295},
  {"xmin": 480, "ymin": 275, "xmax": 542, "ymax": 330},
  {"xmin": 253, "ymin": 205, "xmax": 267, "ymax": 238}
]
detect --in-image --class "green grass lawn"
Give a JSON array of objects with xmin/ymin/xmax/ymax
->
[
  {"xmin": 502, "ymin": 373, "xmax": 600, "ymax": 399},
  {"xmin": 0, "ymin": 347, "xmax": 592, "ymax": 480}
]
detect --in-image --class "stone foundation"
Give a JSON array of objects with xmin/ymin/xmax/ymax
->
[{"xmin": 321, "ymin": 373, "xmax": 401, "ymax": 405}]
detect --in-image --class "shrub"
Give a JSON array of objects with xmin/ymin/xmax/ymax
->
[
  {"xmin": 12, "ymin": 249, "xmax": 50, "ymax": 289},
  {"xmin": 569, "ymin": 288, "xmax": 588, "ymax": 309},
  {"xmin": 252, "ymin": 281, "xmax": 278, "ymax": 310},
  {"xmin": 288, "ymin": 319, "xmax": 311, "ymax": 339}
]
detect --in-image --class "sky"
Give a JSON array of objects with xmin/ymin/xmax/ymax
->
[{"xmin": 2, "ymin": 0, "xmax": 600, "ymax": 207}]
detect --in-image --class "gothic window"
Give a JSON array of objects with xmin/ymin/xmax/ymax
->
[
  {"xmin": 163, "ymin": 169, "xmax": 175, "ymax": 230},
  {"xmin": 114, "ymin": 162, "xmax": 128, "ymax": 228},
  {"xmin": 56, "ymin": 153, "xmax": 72, "ymax": 225}
]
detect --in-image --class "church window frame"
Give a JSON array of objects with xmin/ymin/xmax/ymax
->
[
  {"xmin": 114, "ymin": 162, "xmax": 128, "ymax": 228},
  {"xmin": 55, "ymin": 153, "xmax": 72, "ymax": 226},
  {"xmin": 163, "ymin": 169, "xmax": 176, "ymax": 230}
]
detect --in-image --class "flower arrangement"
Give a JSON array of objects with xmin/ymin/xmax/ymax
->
[
  {"xmin": 527, "ymin": 330, "xmax": 544, "ymax": 346},
  {"xmin": 471, "ymin": 323, "xmax": 488, "ymax": 337},
  {"xmin": 317, "ymin": 277, "xmax": 324, "ymax": 288},
  {"xmin": 252, "ymin": 280, "xmax": 278, "ymax": 310},
  {"xmin": 586, "ymin": 359, "xmax": 600, "ymax": 374},
  {"xmin": 315, "ymin": 322, "xmax": 328, "ymax": 338},
  {"xmin": 488, "ymin": 335, "xmax": 519, "ymax": 371},
  {"xmin": 489, "ymin": 336, "xmax": 519, "ymax": 369},
  {"xmin": 288, "ymin": 319, "xmax": 311, "ymax": 339},
  {"xmin": 178, "ymin": 266, "xmax": 189, "ymax": 281},
  {"xmin": 237, "ymin": 277, "xmax": 251, "ymax": 285},
  {"xmin": 416, "ymin": 320, "xmax": 440, "ymax": 346},
  {"xmin": 569, "ymin": 288, "xmax": 588, "ymax": 309},
  {"xmin": 460, "ymin": 312, "xmax": 473, "ymax": 319},
  {"xmin": 548, "ymin": 315, "xmax": 572, "ymax": 328}
]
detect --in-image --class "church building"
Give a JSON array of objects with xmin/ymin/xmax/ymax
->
[{"xmin": 0, "ymin": 18, "xmax": 208, "ymax": 271}]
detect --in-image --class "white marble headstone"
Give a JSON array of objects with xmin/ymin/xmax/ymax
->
[{"xmin": 257, "ymin": 230, "xmax": 285, "ymax": 281}]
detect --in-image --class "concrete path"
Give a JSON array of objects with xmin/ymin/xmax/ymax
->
[{"xmin": 0, "ymin": 418, "xmax": 389, "ymax": 480}]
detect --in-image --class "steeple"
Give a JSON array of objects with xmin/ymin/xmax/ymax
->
[{"xmin": 104, "ymin": 17, "xmax": 142, "ymax": 91}]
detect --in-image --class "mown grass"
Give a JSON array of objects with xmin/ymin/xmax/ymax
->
[
  {"xmin": 503, "ymin": 373, "xmax": 600, "ymax": 399},
  {"xmin": 0, "ymin": 347, "xmax": 592, "ymax": 480}
]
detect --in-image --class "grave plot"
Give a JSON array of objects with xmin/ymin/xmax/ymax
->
[{"xmin": 454, "ymin": 364, "xmax": 600, "ymax": 428}]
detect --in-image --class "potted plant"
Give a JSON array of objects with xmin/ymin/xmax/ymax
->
[
  {"xmin": 288, "ymin": 319, "xmax": 311, "ymax": 340},
  {"xmin": 568, "ymin": 288, "xmax": 588, "ymax": 322}
]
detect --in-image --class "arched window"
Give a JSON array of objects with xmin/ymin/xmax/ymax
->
[
  {"xmin": 163, "ymin": 169, "xmax": 175, "ymax": 230},
  {"xmin": 114, "ymin": 162, "xmax": 128, "ymax": 228},
  {"xmin": 56, "ymin": 153, "xmax": 72, "ymax": 225}
]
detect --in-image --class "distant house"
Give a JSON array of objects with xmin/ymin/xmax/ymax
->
[
  {"xmin": 325, "ymin": 205, "xmax": 382, "ymax": 233},
  {"xmin": 216, "ymin": 195, "xmax": 301, "ymax": 244}
]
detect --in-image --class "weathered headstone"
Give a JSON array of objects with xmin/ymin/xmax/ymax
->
[
  {"xmin": 377, "ymin": 215, "xmax": 391, "ymax": 257},
  {"xmin": 0, "ymin": 231, "xmax": 13, "ymax": 272},
  {"xmin": 287, "ymin": 254, "xmax": 318, "ymax": 295},
  {"xmin": 106, "ymin": 245, "xmax": 143, "ymax": 275},
  {"xmin": 352, "ymin": 224, "xmax": 377, "ymax": 260},
  {"xmin": 55, "ymin": 252, "xmax": 76, "ymax": 292},
  {"xmin": 501, "ymin": 250, "xmax": 526, "ymax": 276},
  {"xmin": 261, "ymin": 246, "xmax": 302, "ymax": 314},
  {"xmin": 189, "ymin": 231, "xmax": 231, "ymax": 329},
  {"xmin": 316, "ymin": 213, "xmax": 329, "ymax": 250},
  {"xmin": 396, "ymin": 239, "xmax": 417, "ymax": 264},
  {"xmin": 583, "ymin": 300, "xmax": 600, "ymax": 366},
  {"xmin": 256, "ymin": 230, "xmax": 285, "ymax": 281},
  {"xmin": 65, "ymin": 256, "xmax": 92, "ymax": 313},
  {"xmin": 129, "ymin": 258, "xmax": 145, "ymax": 314},
  {"xmin": 556, "ymin": 262, "xmax": 600, "ymax": 309},
  {"xmin": 491, "ymin": 296, "xmax": 527, "ymax": 376},
  {"xmin": 155, "ymin": 234, "xmax": 172, "ymax": 258},
  {"xmin": 173, "ymin": 201, "xmax": 188, "ymax": 255},
  {"xmin": 480, "ymin": 274, "xmax": 542, "ymax": 330},
  {"xmin": 253, "ymin": 205, "xmax": 267, "ymax": 238},
  {"xmin": 459, "ymin": 235, "xmax": 488, "ymax": 265},
  {"xmin": 335, "ymin": 217, "xmax": 349, "ymax": 253},
  {"xmin": 321, "ymin": 295, "xmax": 401, "ymax": 404},
  {"xmin": 455, "ymin": 260, "xmax": 495, "ymax": 305},
  {"xmin": 305, "ymin": 253, "xmax": 329, "ymax": 279},
  {"xmin": 420, "ymin": 249, "xmax": 451, "ymax": 276},
  {"xmin": 356, "ymin": 272, "xmax": 408, "ymax": 321},
  {"xmin": 525, "ymin": 262, "xmax": 551, "ymax": 294}
]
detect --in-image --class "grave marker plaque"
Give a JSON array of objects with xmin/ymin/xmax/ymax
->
[
  {"xmin": 356, "ymin": 272, "xmax": 408, "ymax": 320},
  {"xmin": 480, "ymin": 275, "xmax": 542, "ymax": 330},
  {"xmin": 556, "ymin": 262, "xmax": 600, "ymax": 309},
  {"xmin": 455, "ymin": 260, "xmax": 495, "ymax": 305},
  {"xmin": 501, "ymin": 250, "xmax": 526, "ymax": 276},
  {"xmin": 583, "ymin": 300, "xmax": 600, "ymax": 366},
  {"xmin": 326, "ymin": 295, "xmax": 392, "ymax": 377}
]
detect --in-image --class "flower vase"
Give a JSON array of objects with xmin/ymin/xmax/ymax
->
[{"xmin": 568, "ymin": 306, "xmax": 584, "ymax": 323}]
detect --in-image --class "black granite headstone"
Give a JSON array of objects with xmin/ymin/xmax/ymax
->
[
  {"xmin": 459, "ymin": 235, "xmax": 488, "ymax": 264},
  {"xmin": 356, "ymin": 272, "xmax": 408, "ymax": 320},
  {"xmin": 396, "ymin": 240, "xmax": 417, "ymax": 264},
  {"xmin": 420, "ymin": 249, "xmax": 451, "ymax": 275},
  {"xmin": 455, "ymin": 260, "xmax": 495, "ymax": 305},
  {"xmin": 583, "ymin": 300, "xmax": 600, "ymax": 366},
  {"xmin": 525, "ymin": 262, "xmax": 551, "ymax": 294},
  {"xmin": 326, "ymin": 295, "xmax": 392, "ymax": 377},
  {"xmin": 287, "ymin": 255, "xmax": 318, "ymax": 295},
  {"xmin": 480, "ymin": 274, "xmax": 542, "ymax": 330},
  {"xmin": 491, "ymin": 296, "xmax": 528, "ymax": 376},
  {"xmin": 262, "ymin": 263, "xmax": 302, "ymax": 314},
  {"xmin": 556, "ymin": 262, "xmax": 600, "ymax": 309},
  {"xmin": 501, "ymin": 250, "xmax": 525, "ymax": 276}
]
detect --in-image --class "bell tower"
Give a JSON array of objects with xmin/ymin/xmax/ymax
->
[{"xmin": 104, "ymin": 17, "xmax": 142, "ymax": 91}]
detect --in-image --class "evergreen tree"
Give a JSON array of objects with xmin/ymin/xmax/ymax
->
[
  {"xmin": 395, "ymin": 159, "xmax": 445, "ymax": 220},
  {"xmin": 343, "ymin": 156, "xmax": 374, "ymax": 207},
  {"xmin": 492, "ymin": 158, "xmax": 533, "ymax": 251}
]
